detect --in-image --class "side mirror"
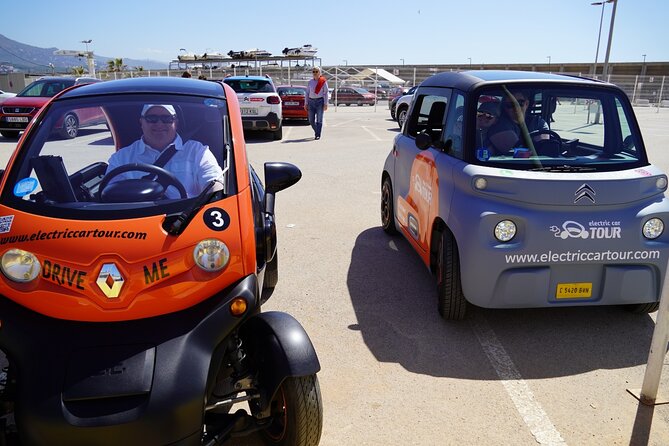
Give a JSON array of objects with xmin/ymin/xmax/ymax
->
[
  {"xmin": 264, "ymin": 162, "xmax": 302, "ymax": 215},
  {"xmin": 265, "ymin": 162, "xmax": 302, "ymax": 194},
  {"xmin": 415, "ymin": 131, "xmax": 432, "ymax": 150}
]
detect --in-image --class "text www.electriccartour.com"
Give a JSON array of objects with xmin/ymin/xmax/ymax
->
[
  {"xmin": 505, "ymin": 249, "xmax": 661, "ymax": 264},
  {"xmin": 0, "ymin": 228, "xmax": 148, "ymax": 245}
]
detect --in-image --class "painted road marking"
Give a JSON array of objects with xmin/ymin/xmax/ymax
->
[
  {"xmin": 471, "ymin": 316, "xmax": 567, "ymax": 446},
  {"xmin": 361, "ymin": 126, "xmax": 382, "ymax": 141}
]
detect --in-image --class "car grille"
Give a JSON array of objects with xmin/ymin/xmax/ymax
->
[{"xmin": 2, "ymin": 106, "xmax": 35, "ymax": 114}]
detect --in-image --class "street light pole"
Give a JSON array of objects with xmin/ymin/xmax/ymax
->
[
  {"xmin": 591, "ymin": 0, "xmax": 613, "ymax": 78},
  {"xmin": 547, "ymin": 56, "xmax": 551, "ymax": 72},
  {"xmin": 601, "ymin": 0, "xmax": 618, "ymax": 80},
  {"xmin": 642, "ymin": 53, "xmax": 647, "ymax": 76},
  {"xmin": 468, "ymin": 57, "xmax": 472, "ymax": 68},
  {"xmin": 343, "ymin": 59, "xmax": 348, "ymax": 66},
  {"xmin": 400, "ymin": 58, "xmax": 404, "ymax": 66},
  {"xmin": 80, "ymin": 39, "xmax": 94, "ymax": 77}
]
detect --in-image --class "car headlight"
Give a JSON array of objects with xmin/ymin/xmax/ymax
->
[
  {"xmin": 643, "ymin": 218, "xmax": 664, "ymax": 240},
  {"xmin": 494, "ymin": 220, "xmax": 517, "ymax": 242},
  {"xmin": 193, "ymin": 239, "xmax": 230, "ymax": 272},
  {"xmin": 656, "ymin": 177, "xmax": 667, "ymax": 190},
  {"xmin": 1, "ymin": 249, "xmax": 41, "ymax": 282}
]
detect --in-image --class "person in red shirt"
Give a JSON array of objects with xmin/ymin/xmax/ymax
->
[{"xmin": 304, "ymin": 66, "xmax": 329, "ymax": 140}]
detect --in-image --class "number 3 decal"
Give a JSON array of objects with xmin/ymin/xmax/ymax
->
[{"xmin": 203, "ymin": 207, "xmax": 230, "ymax": 231}]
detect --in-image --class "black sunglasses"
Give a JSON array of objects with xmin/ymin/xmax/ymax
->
[
  {"xmin": 143, "ymin": 114, "xmax": 176, "ymax": 124},
  {"xmin": 503, "ymin": 99, "xmax": 527, "ymax": 108}
]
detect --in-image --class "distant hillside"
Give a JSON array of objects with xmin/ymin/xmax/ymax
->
[{"xmin": 0, "ymin": 34, "xmax": 167, "ymax": 73}]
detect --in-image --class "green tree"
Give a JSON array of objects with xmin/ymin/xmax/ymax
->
[
  {"xmin": 114, "ymin": 58, "xmax": 127, "ymax": 73},
  {"xmin": 71, "ymin": 66, "xmax": 86, "ymax": 76}
]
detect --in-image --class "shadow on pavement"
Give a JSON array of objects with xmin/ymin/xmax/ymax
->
[{"xmin": 347, "ymin": 227, "xmax": 656, "ymax": 379}]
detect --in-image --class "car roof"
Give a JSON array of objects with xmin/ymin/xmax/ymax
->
[
  {"xmin": 419, "ymin": 70, "xmax": 610, "ymax": 92},
  {"xmin": 277, "ymin": 85, "xmax": 306, "ymax": 89},
  {"xmin": 58, "ymin": 76, "xmax": 226, "ymax": 99},
  {"xmin": 225, "ymin": 75, "xmax": 273, "ymax": 82}
]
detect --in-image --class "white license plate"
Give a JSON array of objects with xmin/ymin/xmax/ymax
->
[
  {"xmin": 285, "ymin": 101, "xmax": 299, "ymax": 106},
  {"xmin": 6, "ymin": 117, "xmax": 29, "ymax": 123},
  {"xmin": 240, "ymin": 108, "xmax": 258, "ymax": 115}
]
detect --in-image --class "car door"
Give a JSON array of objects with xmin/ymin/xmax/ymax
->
[{"xmin": 393, "ymin": 87, "xmax": 451, "ymax": 257}]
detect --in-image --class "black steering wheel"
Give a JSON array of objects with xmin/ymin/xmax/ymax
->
[
  {"xmin": 98, "ymin": 163, "xmax": 188, "ymax": 202},
  {"xmin": 528, "ymin": 129, "xmax": 563, "ymax": 156}
]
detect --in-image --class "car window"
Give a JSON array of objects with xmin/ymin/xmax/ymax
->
[
  {"xmin": 406, "ymin": 94, "xmax": 449, "ymax": 139},
  {"xmin": 224, "ymin": 80, "xmax": 274, "ymax": 93},
  {"xmin": 470, "ymin": 83, "xmax": 646, "ymax": 172},
  {"xmin": 4, "ymin": 94, "xmax": 234, "ymax": 217},
  {"xmin": 278, "ymin": 88, "xmax": 305, "ymax": 97},
  {"xmin": 19, "ymin": 81, "xmax": 72, "ymax": 97}
]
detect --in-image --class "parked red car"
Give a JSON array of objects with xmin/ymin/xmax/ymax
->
[
  {"xmin": 277, "ymin": 85, "xmax": 308, "ymax": 120},
  {"xmin": 332, "ymin": 87, "xmax": 376, "ymax": 106},
  {"xmin": 0, "ymin": 76, "xmax": 102, "ymax": 139}
]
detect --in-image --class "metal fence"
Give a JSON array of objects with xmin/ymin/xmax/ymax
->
[{"xmin": 4, "ymin": 66, "xmax": 669, "ymax": 108}]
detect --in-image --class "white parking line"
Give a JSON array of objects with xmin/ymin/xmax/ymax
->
[
  {"xmin": 330, "ymin": 118, "xmax": 362, "ymax": 128},
  {"xmin": 283, "ymin": 126, "xmax": 293, "ymax": 140},
  {"xmin": 470, "ymin": 316, "xmax": 567, "ymax": 446},
  {"xmin": 361, "ymin": 126, "xmax": 382, "ymax": 141}
]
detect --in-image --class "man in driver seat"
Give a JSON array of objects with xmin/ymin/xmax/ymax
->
[
  {"xmin": 105, "ymin": 104, "xmax": 223, "ymax": 199},
  {"xmin": 487, "ymin": 90, "xmax": 549, "ymax": 155}
]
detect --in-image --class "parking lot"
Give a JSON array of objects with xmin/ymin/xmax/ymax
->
[{"xmin": 2, "ymin": 105, "xmax": 669, "ymax": 445}]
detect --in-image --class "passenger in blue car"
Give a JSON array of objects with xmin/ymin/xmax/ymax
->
[
  {"xmin": 487, "ymin": 90, "xmax": 548, "ymax": 154},
  {"xmin": 475, "ymin": 101, "xmax": 500, "ymax": 149}
]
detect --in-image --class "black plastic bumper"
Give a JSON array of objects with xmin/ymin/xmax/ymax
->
[
  {"xmin": 241, "ymin": 112, "xmax": 281, "ymax": 131},
  {"xmin": 0, "ymin": 275, "xmax": 260, "ymax": 446}
]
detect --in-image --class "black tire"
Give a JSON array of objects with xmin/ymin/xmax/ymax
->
[
  {"xmin": 626, "ymin": 302, "xmax": 660, "ymax": 313},
  {"xmin": 357, "ymin": 100, "xmax": 362, "ymax": 106},
  {"xmin": 262, "ymin": 375, "xmax": 323, "ymax": 446},
  {"xmin": 381, "ymin": 177, "xmax": 397, "ymax": 234},
  {"xmin": 0, "ymin": 131, "xmax": 19, "ymax": 139},
  {"xmin": 397, "ymin": 107, "xmax": 408, "ymax": 129},
  {"xmin": 264, "ymin": 251, "xmax": 278, "ymax": 289},
  {"xmin": 60, "ymin": 113, "xmax": 79, "ymax": 139},
  {"xmin": 437, "ymin": 229, "xmax": 467, "ymax": 320},
  {"xmin": 273, "ymin": 126, "xmax": 283, "ymax": 141}
]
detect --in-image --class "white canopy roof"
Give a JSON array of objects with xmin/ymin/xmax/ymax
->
[{"xmin": 346, "ymin": 68, "xmax": 406, "ymax": 85}]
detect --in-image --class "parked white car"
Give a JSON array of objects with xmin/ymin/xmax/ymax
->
[{"xmin": 395, "ymin": 92, "xmax": 414, "ymax": 129}]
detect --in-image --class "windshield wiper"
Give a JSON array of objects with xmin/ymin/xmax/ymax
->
[
  {"xmin": 163, "ymin": 180, "xmax": 220, "ymax": 235},
  {"xmin": 530, "ymin": 165, "xmax": 597, "ymax": 172}
]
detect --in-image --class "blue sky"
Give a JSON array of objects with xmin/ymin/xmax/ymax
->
[{"xmin": 2, "ymin": 0, "xmax": 667, "ymax": 66}]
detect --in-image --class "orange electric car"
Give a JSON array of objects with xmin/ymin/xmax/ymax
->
[{"xmin": 0, "ymin": 77, "xmax": 322, "ymax": 445}]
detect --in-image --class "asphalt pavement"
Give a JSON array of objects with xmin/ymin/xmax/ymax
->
[{"xmin": 2, "ymin": 104, "xmax": 669, "ymax": 445}]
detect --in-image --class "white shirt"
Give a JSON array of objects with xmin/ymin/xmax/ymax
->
[{"xmin": 106, "ymin": 135, "xmax": 223, "ymax": 199}]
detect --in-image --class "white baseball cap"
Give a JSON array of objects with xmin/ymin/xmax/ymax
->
[{"xmin": 141, "ymin": 104, "xmax": 176, "ymax": 116}]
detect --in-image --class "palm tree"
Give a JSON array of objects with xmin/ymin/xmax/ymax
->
[
  {"xmin": 106, "ymin": 60, "xmax": 115, "ymax": 72},
  {"xmin": 71, "ymin": 66, "xmax": 86, "ymax": 76},
  {"xmin": 114, "ymin": 58, "xmax": 126, "ymax": 73}
]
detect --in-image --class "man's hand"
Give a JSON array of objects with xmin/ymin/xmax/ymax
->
[{"xmin": 324, "ymin": 104, "xmax": 328, "ymax": 112}]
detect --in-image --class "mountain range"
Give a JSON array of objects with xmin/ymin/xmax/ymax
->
[{"xmin": 0, "ymin": 34, "xmax": 167, "ymax": 73}]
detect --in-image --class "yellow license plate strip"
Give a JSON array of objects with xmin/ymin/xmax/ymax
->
[{"xmin": 556, "ymin": 282, "xmax": 593, "ymax": 299}]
